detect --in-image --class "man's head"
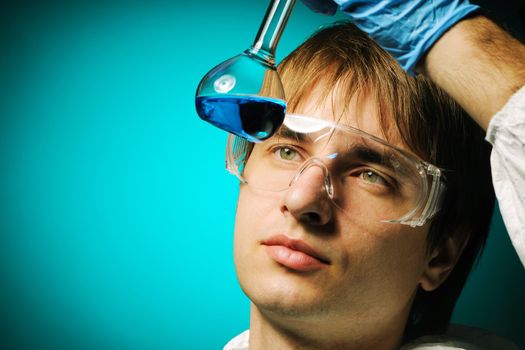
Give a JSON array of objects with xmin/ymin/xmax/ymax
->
[{"xmin": 231, "ymin": 22, "xmax": 494, "ymax": 346}]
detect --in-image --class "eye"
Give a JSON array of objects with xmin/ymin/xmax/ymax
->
[
  {"xmin": 270, "ymin": 145, "xmax": 304, "ymax": 163},
  {"xmin": 359, "ymin": 169, "xmax": 389, "ymax": 187},
  {"xmin": 276, "ymin": 146, "xmax": 301, "ymax": 161}
]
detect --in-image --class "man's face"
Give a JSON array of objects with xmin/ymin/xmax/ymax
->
[{"xmin": 233, "ymin": 85, "xmax": 434, "ymax": 334}]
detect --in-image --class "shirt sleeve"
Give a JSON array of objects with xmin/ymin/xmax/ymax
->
[
  {"xmin": 223, "ymin": 330, "xmax": 249, "ymax": 350},
  {"xmin": 485, "ymin": 84, "xmax": 525, "ymax": 268},
  {"xmin": 401, "ymin": 324, "xmax": 520, "ymax": 349}
]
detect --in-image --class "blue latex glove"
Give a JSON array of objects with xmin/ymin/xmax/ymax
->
[
  {"xmin": 301, "ymin": 0, "xmax": 338, "ymax": 15},
  {"xmin": 333, "ymin": 0, "xmax": 480, "ymax": 75}
]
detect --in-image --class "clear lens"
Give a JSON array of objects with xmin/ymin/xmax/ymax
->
[{"xmin": 226, "ymin": 114, "xmax": 444, "ymax": 226}]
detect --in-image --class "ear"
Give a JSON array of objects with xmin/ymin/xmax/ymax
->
[{"xmin": 419, "ymin": 235, "xmax": 469, "ymax": 292}]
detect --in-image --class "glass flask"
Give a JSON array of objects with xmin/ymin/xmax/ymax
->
[{"xmin": 195, "ymin": 0, "xmax": 296, "ymax": 142}]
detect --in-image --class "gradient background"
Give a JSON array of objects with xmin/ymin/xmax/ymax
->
[{"xmin": 1, "ymin": 1, "xmax": 524, "ymax": 349}]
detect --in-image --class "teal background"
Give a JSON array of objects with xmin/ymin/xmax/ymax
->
[{"xmin": 1, "ymin": 1, "xmax": 524, "ymax": 349}]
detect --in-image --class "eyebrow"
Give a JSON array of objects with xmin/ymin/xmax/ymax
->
[
  {"xmin": 343, "ymin": 144, "xmax": 411, "ymax": 178},
  {"xmin": 272, "ymin": 125, "xmax": 307, "ymax": 142},
  {"xmin": 353, "ymin": 144, "xmax": 385, "ymax": 165}
]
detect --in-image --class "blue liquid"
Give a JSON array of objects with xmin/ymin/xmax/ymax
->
[{"xmin": 195, "ymin": 95, "xmax": 286, "ymax": 142}]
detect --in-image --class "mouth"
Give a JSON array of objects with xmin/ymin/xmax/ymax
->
[{"xmin": 262, "ymin": 234, "xmax": 331, "ymax": 272}]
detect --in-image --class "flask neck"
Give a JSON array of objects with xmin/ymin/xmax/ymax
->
[{"xmin": 249, "ymin": 0, "xmax": 296, "ymax": 66}]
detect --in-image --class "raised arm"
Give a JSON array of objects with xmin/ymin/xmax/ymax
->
[
  {"xmin": 311, "ymin": 0, "xmax": 525, "ymax": 130},
  {"xmin": 420, "ymin": 15, "xmax": 525, "ymax": 130}
]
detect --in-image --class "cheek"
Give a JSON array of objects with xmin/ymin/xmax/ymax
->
[
  {"xmin": 234, "ymin": 185, "xmax": 283, "ymax": 233},
  {"xmin": 233, "ymin": 187, "xmax": 279, "ymax": 271},
  {"xmin": 384, "ymin": 226, "xmax": 429, "ymax": 269},
  {"xmin": 234, "ymin": 187, "xmax": 266, "ymax": 247},
  {"xmin": 337, "ymin": 224, "xmax": 430, "ymax": 300},
  {"xmin": 233, "ymin": 187, "xmax": 283, "ymax": 300},
  {"xmin": 233, "ymin": 189, "xmax": 252, "ymax": 264},
  {"xmin": 381, "ymin": 229, "xmax": 429, "ymax": 291}
]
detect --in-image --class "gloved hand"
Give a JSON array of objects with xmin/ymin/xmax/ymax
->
[
  {"xmin": 331, "ymin": 0, "xmax": 480, "ymax": 75},
  {"xmin": 301, "ymin": 0, "xmax": 338, "ymax": 15}
]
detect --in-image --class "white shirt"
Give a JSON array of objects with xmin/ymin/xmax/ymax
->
[
  {"xmin": 224, "ymin": 325, "xmax": 519, "ymax": 349},
  {"xmin": 224, "ymin": 86, "xmax": 525, "ymax": 350},
  {"xmin": 485, "ymin": 84, "xmax": 525, "ymax": 267}
]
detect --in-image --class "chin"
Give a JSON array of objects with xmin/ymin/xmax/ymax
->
[{"xmin": 240, "ymin": 274, "xmax": 330, "ymax": 318}]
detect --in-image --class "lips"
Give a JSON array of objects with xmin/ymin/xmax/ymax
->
[{"xmin": 262, "ymin": 234, "xmax": 330, "ymax": 272}]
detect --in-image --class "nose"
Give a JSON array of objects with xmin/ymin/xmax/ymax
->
[{"xmin": 281, "ymin": 159, "xmax": 334, "ymax": 226}]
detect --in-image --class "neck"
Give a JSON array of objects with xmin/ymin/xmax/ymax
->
[{"xmin": 247, "ymin": 303, "xmax": 409, "ymax": 350}]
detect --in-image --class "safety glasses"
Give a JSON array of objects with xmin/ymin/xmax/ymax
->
[{"xmin": 226, "ymin": 114, "xmax": 445, "ymax": 227}]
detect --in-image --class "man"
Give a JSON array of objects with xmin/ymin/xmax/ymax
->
[{"xmin": 224, "ymin": 1, "xmax": 525, "ymax": 349}]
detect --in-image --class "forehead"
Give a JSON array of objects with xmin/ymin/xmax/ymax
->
[{"xmin": 288, "ymin": 81, "xmax": 407, "ymax": 152}]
